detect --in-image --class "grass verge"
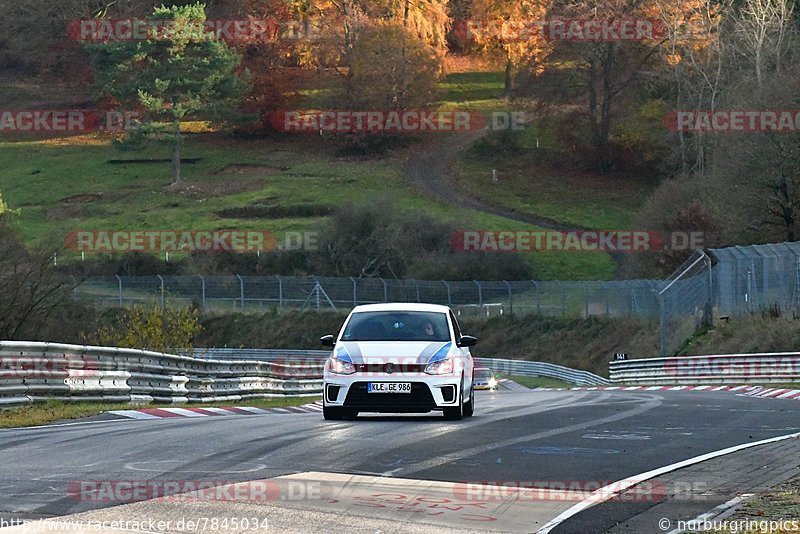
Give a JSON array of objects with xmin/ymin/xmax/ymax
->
[
  {"xmin": 500, "ymin": 375, "xmax": 573, "ymax": 389},
  {"xmin": 698, "ymin": 473, "xmax": 800, "ymax": 533},
  {"xmin": 0, "ymin": 396, "xmax": 321, "ymax": 429}
]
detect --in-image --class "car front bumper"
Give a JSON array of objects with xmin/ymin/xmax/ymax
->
[{"xmin": 323, "ymin": 374, "xmax": 462, "ymax": 413}]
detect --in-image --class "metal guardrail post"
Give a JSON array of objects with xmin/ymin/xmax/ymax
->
[
  {"xmin": 116, "ymin": 275, "xmax": 123, "ymax": 307},
  {"xmin": 504, "ymin": 281, "xmax": 512, "ymax": 315},
  {"xmin": 474, "ymin": 280, "xmax": 482, "ymax": 307},
  {"xmin": 380, "ymin": 278, "xmax": 388, "ymax": 303},
  {"xmin": 350, "ymin": 277, "xmax": 357, "ymax": 307},
  {"xmin": 276, "ymin": 275, "xmax": 283, "ymax": 310}
]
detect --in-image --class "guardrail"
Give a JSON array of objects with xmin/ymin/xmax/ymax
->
[
  {"xmin": 609, "ymin": 352, "xmax": 800, "ymax": 385},
  {"xmin": 189, "ymin": 350, "xmax": 608, "ymax": 386},
  {"xmin": 188, "ymin": 348, "xmax": 329, "ymax": 361},
  {"xmin": 0, "ymin": 341, "xmax": 323, "ymax": 408},
  {"xmin": 474, "ymin": 357, "xmax": 610, "ymax": 386}
]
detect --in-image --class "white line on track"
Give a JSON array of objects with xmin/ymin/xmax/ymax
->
[{"xmin": 536, "ymin": 431, "xmax": 800, "ymax": 533}]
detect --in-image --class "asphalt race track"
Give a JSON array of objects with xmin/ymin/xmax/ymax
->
[{"xmin": 1, "ymin": 389, "xmax": 799, "ymax": 533}]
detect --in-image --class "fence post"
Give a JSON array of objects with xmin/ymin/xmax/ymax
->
[
  {"xmin": 584, "ymin": 284, "xmax": 589, "ymax": 317},
  {"xmin": 442, "ymin": 281, "xmax": 452, "ymax": 307},
  {"xmin": 157, "ymin": 275, "xmax": 165, "ymax": 309},
  {"xmin": 561, "ymin": 282, "xmax": 566, "ymax": 316},
  {"xmin": 531, "ymin": 281, "xmax": 540, "ymax": 315},
  {"xmin": 199, "ymin": 275, "xmax": 206, "ymax": 312},
  {"xmin": 658, "ymin": 291, "xmax": 668, "ymax": 356},
  {"xmin": 350, "ymin": 277, "xmax": 357, "ymax": 307},
  {"xmin": 276, "ymin": 275, "xmax": 283, "ymax": 310},
  {"xmin": 116, "ymin": 275, "xmax": 123, "ymax": 307},
  {"xmin": 474, "ymin": 280, "xmax": 482, "ymax": 307},
  {"xmin": 415, "ymin": 280, "xmax": 420, "ymax": 302},
  {"xmin": 703, "ymin": 252, "xmax": 713, "ymax": 327},
  {"xmin": 380, "ymin": 278, "xmax": 388, "ymax": 303},
  {"xmin": 504, "ymin": 281, "xmax": 512, "ymax": 315},
  {"xmin": 236, "ymin": 275, "xmax": 245, "ymax": 311}
]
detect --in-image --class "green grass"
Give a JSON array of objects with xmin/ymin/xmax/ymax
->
[
  {"xmin": 501, "ymin": 375, "xmax": 574, "ymax": 389},
  {"xmin": 0, "ymin": 396, "xmax": 322, "ymax": 428},
  {"xmin": 454, "ymin": 144, "xmax": 655, "ymax": 230},
  {"xmin": 0, "ymin": 69, "xmax": 626, "ymax": 280},
  {"xmin": 439, "ymin": 71, "xmax": 508, "ymax": 111},
  {"xmin": 0, "ymin": 131, "xmax": 617, "ymax": 279}
]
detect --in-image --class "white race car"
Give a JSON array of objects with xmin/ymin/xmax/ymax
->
[{"xmin": 320, "ymin": 303, "xmax": 477, "ymax": 420}]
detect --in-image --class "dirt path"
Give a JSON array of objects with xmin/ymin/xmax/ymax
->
[
  {"xmin": 403, "ymin": 131, "xmax": 575, "ymax": 230},
  {"xmin": 403, "ymin": 131, "xmax": 624, "ymax": 273}
]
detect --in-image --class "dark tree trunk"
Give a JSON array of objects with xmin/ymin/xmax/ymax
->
[{"xmin": 503, "ymin": 58, "xmax": 513, "ymax": 97}]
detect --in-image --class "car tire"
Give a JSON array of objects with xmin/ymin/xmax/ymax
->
[
  {"xmin": 342, "ymin": 409, "xmax": 359, "ymax": 420},
  {"xmin": 463, "ymin": 385, "xmax": 474, "ymax": 417},
  {"xmin": 323, "ymin": 404, "xmax": 343, "ymax": 420},
  {"xmin": 443, "ymin": 378, "xmax": 464, "ymax": 420}
]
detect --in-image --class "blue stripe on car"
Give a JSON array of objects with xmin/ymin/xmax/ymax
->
[{"xmin": 426, "ymin": 342, "xmax": 452, "ymax": 364}]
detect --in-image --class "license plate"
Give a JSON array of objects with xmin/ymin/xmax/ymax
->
[{"xmin": 367, "ymin": 382, "xmax": 411, "ymax": 394}]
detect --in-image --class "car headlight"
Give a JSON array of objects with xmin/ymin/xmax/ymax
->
[
  {"xmin": 329, "ymin": 356, "xmax": 355, "ymax": 375},
  {"xmin": 488, "ymin": 377, "xmax": 497, "ymax": 388},
  {"xmin": 424, "ymin": 358, "xmax": 454, "ymax": 375}
]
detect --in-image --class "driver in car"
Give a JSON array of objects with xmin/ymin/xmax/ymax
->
[{"xmin": 421, "ymin": 320, "xmax": 436, "ymax": 339}]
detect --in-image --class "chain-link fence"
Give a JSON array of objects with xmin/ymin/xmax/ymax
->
[
  {"xmin": 72, "ymin": 241, "xmax": 800, "ymax": 357},
  {"xmin": 74, "ymin": 274, "xmax": 663, "ymax": 319},
  {"xmin": 710, "ymin": 242, "xmax": 800, "ymax": 317},
  {"xmin": 655, "ymin": 250, "xmax": 714, "ymax": 356}
]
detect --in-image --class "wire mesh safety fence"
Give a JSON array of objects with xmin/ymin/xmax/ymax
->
[
  {"xmin": 72, "ymin": 241, "xmax": 800, "ymax": 357},
  {"xmin": 74, "ymin": 275, "xmax": 664, "ymax": 320}
]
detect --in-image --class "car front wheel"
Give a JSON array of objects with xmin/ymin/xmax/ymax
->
[
  {"xmin": 444, "ymin": 378, "xmax": 465, "ymax": 420},
  {"xmin": 463, "ymin": 384, "xmax": 474, "ymax": 417}
]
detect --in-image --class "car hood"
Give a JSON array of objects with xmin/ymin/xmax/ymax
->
[{"xmin": 333, "ymin": 341, "xmax": 453, "ymax": 365}]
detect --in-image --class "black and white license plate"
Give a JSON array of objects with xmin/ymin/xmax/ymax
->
[{"xmin": 367, "ymin": 382, "xmax": 411, "ymax": 394}]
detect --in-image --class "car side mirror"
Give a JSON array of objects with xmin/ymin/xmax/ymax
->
[
  {"xmin": 320, "ymin": 335, "xmax": 336, "ymax": 348},
  {"xmin": 458, "ymin": 335, "xmax": 477, "ymax": 347}
]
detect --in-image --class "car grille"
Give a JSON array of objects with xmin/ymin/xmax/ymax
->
[
  {"xmin": 354, "ymin": 363, "xmax": 427, "ymax": 374},
  {"xmin": 344, "ymin": 381, "xmax": 437, "ymax": 411}
]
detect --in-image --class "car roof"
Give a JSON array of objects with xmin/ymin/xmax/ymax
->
[{"xmin": 350, "ymin": 303, "xmax": 452, "ymax": 314}]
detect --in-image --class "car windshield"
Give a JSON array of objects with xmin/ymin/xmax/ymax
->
[
  {"xmin": 475, "ymin": 369, "xmax": 494, "ymax": 379},
  {"xmin": 341, "ymin": 311, "xmax": 450, "ymax": 342}
]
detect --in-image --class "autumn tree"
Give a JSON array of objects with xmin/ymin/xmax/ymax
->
[
  {"xmin": 466, "ymin": 0, "xmax": 554, "ymax": 95},
  {"xmin": 346, "ymin": 23, "xmax": 440, "ymax": 109},
  {"xmin": 0, "ymin": 208, "xmax": 74, "ymax": 340},
  {"xmin": 525, "ymin": 0, "xmax": 712, "ymax": 170}
]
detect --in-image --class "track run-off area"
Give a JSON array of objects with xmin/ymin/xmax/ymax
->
[{"xmin": 1, "ymin": 388, "xmax": 799, "ymax": 533}]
